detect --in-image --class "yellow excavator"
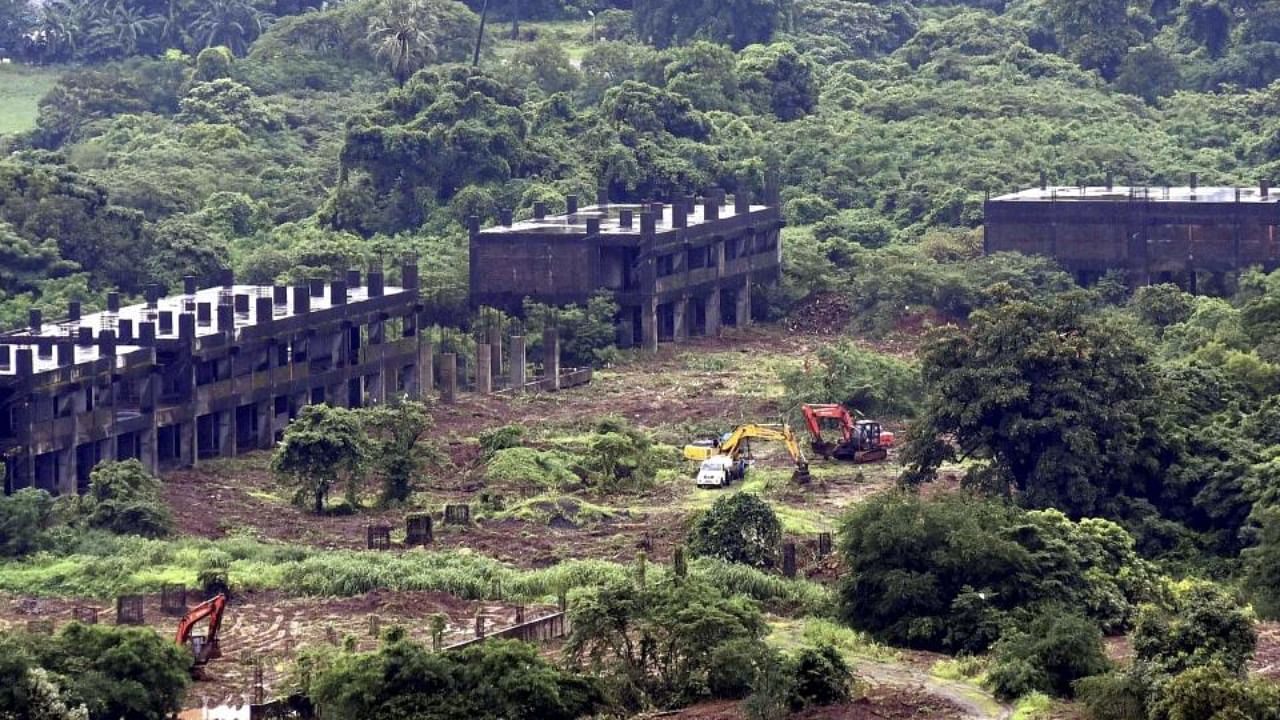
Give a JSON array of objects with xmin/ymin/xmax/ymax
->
[{"xmin": 684, "ymin": 423, "xmax": 810, "ymax": 487}]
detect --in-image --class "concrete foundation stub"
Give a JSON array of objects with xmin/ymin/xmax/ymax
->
[
  {"xmin": 488, "ymin": 326, "xmax": 503, "ymax": 378},
  {"xmin": 542, "ymin": 329, "xmax": 561, "ymax": 392},
  {"xmin": 475, "ymin": 343, "xmax": 493, "ymax": 395},
  {"xmin": 440, "ymin": 353, "xmax": 458, "ymax": 404},
  {"xmin": 706, "ymin": 288, "xmax": 722, "ymax": 337},
  {"xmin": 510, "ymin": 335, "xmax": 527, "ymax": 391},
  {"xmin": 641, "ymin": 299, "xmax": 659, "ymax": 352}
]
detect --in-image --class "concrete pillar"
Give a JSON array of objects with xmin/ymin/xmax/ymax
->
[
  {"xmin": 510, "ymin": 336, "xmax": 527, "ymax": 391},
  {"xmin": 736, "ymin": 278, "xmax": 752, "ymax": 327},
  {"xmin": 542, "ymin": 329, "xmax": 560, "ymax": 392},
  {"xmin": 440, "ymin": 353, "xmax": 457, "ymax": 403},
  {"xmin": 59, "ymin": 445, "xmax": 76, "ymax": 496},
  {"xmin": 673, "ymin": 297, "xmax": 688, "ymax": 342},
  {"xmin": 139, "ymin": 423, "xmax": 158, "ymax": 475},
  {"xmin": 475, "ymin": 343, "xmax": 492, "ymax": 395},
  {"xmin": 221, "ymin": 409, "xmax": 237, "ymax": 457},
  {"xmin": 641, "ymin": 298, "xmax": 659, "ymax": 352},
  {"xmin": 183, "ymin": 420, "xmax": 197, "ymax": 468},
  {"xmin": 416, "ymin": 339, "xmax": 434, "ymax": 399},
  {"xmin": 370, "ymin": 365, "xmax": 388, "ymax": 405},
  {"xmin": 257, "ymin": 400, "xmax": 274, "ymax": 450},
  {"xmin": 488, "ymin": 326, "xmax": 503, "ymax": 379},
  {"xmin": 705, "ymin": 288, "xmax": 722, "ymax": 337}
]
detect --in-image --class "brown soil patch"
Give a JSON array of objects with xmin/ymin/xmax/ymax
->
[
  {"xmin": 0, "ymin": 589, "xmax": 547, "ymax": 707},
  {"xmin": 1251, "ymin": 621, "xmax": 1280, "ymax": 680}
]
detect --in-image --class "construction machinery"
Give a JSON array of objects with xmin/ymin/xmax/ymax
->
[
  {"xmin": 176, "ymin": 594, "xmax": 227, "ymax": 668},
  {"xmin": 800, "ymin": 404, "xmax": 893, "ymax": 463},
  {"xmin": 684, "ymin": 423, "xmax": 811, "ymax": 487}
]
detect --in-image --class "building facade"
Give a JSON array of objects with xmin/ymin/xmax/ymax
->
[
  {"xmin": 469, "ymin": 189, "xmax": 784, "ymax": 348},
  {"xmin": 1, "ymin": 262, "xmax": 431, "ymax": 495},
  {"xmin": 984, "ymin": 183, "xmax": 1280, "ymax": 290}
]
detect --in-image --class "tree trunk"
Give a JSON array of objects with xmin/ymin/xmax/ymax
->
[
  {"xmin": 511, "ymin": 0, "xmax": 520, "ymax": 40},
  {"xmin": 315, "ymin": 490, "xmax": 324, "ymax": 515},
  {"xmin": 473, "ymin": 0, "xmax": 489, "ymax": 67}
]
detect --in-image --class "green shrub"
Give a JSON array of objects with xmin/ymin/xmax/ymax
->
[
  {"xmin": 1149, "ymin": 666, "xmax": 1280, "ymax": 720},
  {"xmin": 787, "ymin": 644, "xmax": 853, "ymax": 710},
  {"xmin": 484, "ymin": 447, "xmax": 582, "ymax": 488},
  {"xmin": 708, "ymin": 638, "xmax": 776, "ymax": 699},
  {"xmin": 1074, "ymin": 671, "xmax": 1149, "ymax": 720},
  {"xmin": 838, "ymin": 493, "xmax": 1157, "ymax": 652},
  {"xmin": 781, "ymin": 340, "xmax": 922, "ymax": 418},
  {"xmin": 1132, "ymin": 581, "xmax": 1257, "ymax": 677},
  {"xmin": 688, "ymin": 493, "xmax": 783, "ymax": 569},
  {"xmin": 0, "ymin": 488, "xmax": 57, "ymax": 557},
  {"xmin": 479, "ymin": 425, "xmax": 526, "ymax": 458},
  {"xmin": 305, "ymin": 638, "xmax": 599, "ymax": 720},
  {"xmin": 566, "ymin": 576, "xmax": 767, "ymax": 708},
  {"xmin": 84, "ymin": 460, "xmax": 172, "ymax": 538},
  {"xmin": 987, "ymin": 609, "xmax": 1109, "ymax": 701}
]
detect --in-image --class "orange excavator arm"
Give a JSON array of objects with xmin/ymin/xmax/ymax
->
[
  {"xmin": 801, "ymin": 404, "xmax": 856, "ymax": 444},
  {"xmin": 176, "ymin": 594, "xmax": 227, "ymax": 664}
]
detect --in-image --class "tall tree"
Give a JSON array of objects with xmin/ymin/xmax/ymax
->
[
  {"xmin": 366, "ymin": 0, "xmax": 439, "ymax": 85},
  {"xmin": 192, "ymin": 0, "xmax": 269, "ymax": 55},
  {"xmin": 1046, "ymin": 0, "xmax": 1139, "ymax": 78},
  {"xmin": 272, "ymin": 405, "xmax": 366, "ymax": 513},
  {"xmin": 902, "ymin": 291, "xmax": 1162, "ymax": 517}
]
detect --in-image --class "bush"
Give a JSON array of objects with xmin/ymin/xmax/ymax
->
[
  {"xmin": 788, "ymin": 644, "xmax": 853, "ymax": 710},
  {"xmin": 837, "ymin": 493, "xmax": 1156, "ymax": 652},
  {"xmin": 566, "ymin": 576, "xmax": 767, "ymax": 708},
  {"xmin": 1132, "ymin": 581, "xmax": 1257, "ymax": 677},
  {"xmin": 708, "ymin": 638, "xmax": 776, "ymax": 699},
  {"xmin": 781, "ymin": 340, "xmax": 922, "ymax": 418},
  {"xmin": 0, "ymin": 488, "xmax": 57, "ymax": 557},
  {"xmin": 84, "ymin": 461, "xmax": 172, "ymax": 538},
  {"xmin": 484, "ymin": 447, "xmax": 583, "ymax": 488},
  {"xmin": 1074, "ymin": 671, "xmax": 1149, "ymax": 720},
  {"xmin": 305, "ymin": 637, "xmax": 599, "ymax": 720},
  {"xmin": 21, "ymin": 622, "xmax": 193, "ymax": 720},
  {"xmin": 688, "ymin": 494, "xmax": 783, "ymax": 569},
  {"xmin": 479, "ymin": 425, "xmax": 526, "ymax": 458},
  {"xmin": 987, "ymin": 609, "xmax": 1109, "ymax": 701},
  {"xmin": 1148, "ymin": 666, "xmax": 1280, "ymax": 720}
]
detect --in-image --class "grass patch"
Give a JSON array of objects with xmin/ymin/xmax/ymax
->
[
  {"xmin": 1010, "ymin": 692, "xmax": 1053, "ymax": 720},
  {"xmin": 0, "ymin": 534, "xmax": 832, "ymax": 614},
  {"xmin": 931, "ymin": 655, "xmax": 990, "ymax": 684},
  {"xmin": 490, "ymin": 494, "xmax": 622, "ymax": 526},
  {"xmin": 0, "ymin": 64, "xmax": 60, "ymax": 135}
]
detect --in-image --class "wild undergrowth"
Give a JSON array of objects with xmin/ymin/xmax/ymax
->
[{"xmin": 0, "ymin": 533, "xmax": 832, "ymax": 614}]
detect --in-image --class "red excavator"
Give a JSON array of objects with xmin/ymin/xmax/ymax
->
[
  {"xmin": 800, "ymin": 404, "xmax": 893, "ymax": 463},
  {"xmin": 176, "ymin": 594, "xmax": 228, "ymax": 668}
]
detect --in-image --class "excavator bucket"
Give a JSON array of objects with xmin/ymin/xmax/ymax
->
[{"xmin": 792, "ymin": 464, "xmax": 812, "ymax": 484}]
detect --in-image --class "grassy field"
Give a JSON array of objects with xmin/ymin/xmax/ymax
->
[{"xmin": 0, "ymin": 64, "xmax": 60, "ymax": 135}]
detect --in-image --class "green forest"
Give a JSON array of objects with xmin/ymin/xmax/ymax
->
[{"xmin": 3, "ymin": 0, "xmax": 1280, "ymax": 718}]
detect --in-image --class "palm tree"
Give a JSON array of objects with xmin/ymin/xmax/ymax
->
[
  {"xmin": 156, "ymin": 0, "xmax": 191, "ymax": 51},
  {"xmin": 366, "ymin": 0, "xmax": 439, "ymax": 85},
  {"xmin": 192, "ymin": 0, "xmax": 271, "ymax": 55},
  {"xmin": 87, "ymin": 0, "xmax": 161, "ymax": 58},
  {"xmin": 33, "ymin": 0, "xmax": 87, "ymax": 61}
]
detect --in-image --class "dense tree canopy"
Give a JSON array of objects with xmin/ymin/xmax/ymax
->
[{"xmin": 902, "ymin": 292, "xmax": 1161, "ymax": 518}]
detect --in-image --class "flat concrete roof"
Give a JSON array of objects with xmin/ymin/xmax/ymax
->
[
  {"xmin": 478, "ymin": 202, "xmax": 773, "ymax": 236},
  {"xmin": 992, "ymin": 186, "xmax": 1280, "ymax": 204},
  {"xmin": 0, "ymin": 283, "xmax": 412, "ymax": 377}
]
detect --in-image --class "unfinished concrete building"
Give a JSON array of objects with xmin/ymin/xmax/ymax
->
[
  {"xmin": 0, "ymin": 264, "xmax": 434, "ymax": 495},
  {"xmin": 469, "ymin": 188, "xmax": 784, "ymax": 349},
  {"xmin": 984, "ymin": 180, "xmax": 1280, "ymax": 291}
]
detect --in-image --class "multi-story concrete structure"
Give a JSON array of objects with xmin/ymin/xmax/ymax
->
[
  {"xmin": 1, "ymin": 262, "xmax": 432, "ymax": 495},
  {"xmin": 469, "ymin": 188, "xmax": 784, "ymax": 348},
  {"xmin": 984, "ymin": 181, "xmax": 1280, "ymax": 290}
]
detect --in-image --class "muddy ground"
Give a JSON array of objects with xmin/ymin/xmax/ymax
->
[{"xmin": 0, "ymin": 589, "xmax": 550, "ymax": 706}]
